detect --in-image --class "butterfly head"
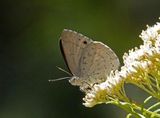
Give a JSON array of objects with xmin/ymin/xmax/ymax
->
[
  {"xmin": 69, "ymin": 76, "xmax": 81, "ymax": 86},
  {"xmin": 69, "ymin": 76, "xmax": 93, "ymax": 92}
]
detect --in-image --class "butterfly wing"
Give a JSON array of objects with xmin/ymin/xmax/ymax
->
[
  {"xmin": 79, "ymin": 41, "xmax": 120, "ymax": 85},
  {"xmin": 60, "ymin": 29, "xmax": 92, "ymax": 76}
]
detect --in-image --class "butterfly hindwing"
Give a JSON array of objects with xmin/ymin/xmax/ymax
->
[{"xmin": 79, "ymin": 41, "xmax": 120, "ymax": 84}]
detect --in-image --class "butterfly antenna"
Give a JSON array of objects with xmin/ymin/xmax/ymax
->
[
  {"xmin": 56, "ymin": 66, "xmax": 72, "ymax": 76},
  {"xmin": 48, "ymin": 77, "xmax": 71, "ymax": 82}
]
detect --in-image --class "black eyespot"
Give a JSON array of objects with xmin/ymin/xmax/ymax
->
[
  {"xmin": 78, "ymin": 38, "xmax": 81, "ymax": 40},
  {"xmin": 83, "ymin": 41, "xmax": 87, "ymax": 44}
]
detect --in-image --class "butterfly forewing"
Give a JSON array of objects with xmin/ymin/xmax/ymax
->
[{"xmin": 60, "ymin": 29, "xmax": 92, "ymax": 76}]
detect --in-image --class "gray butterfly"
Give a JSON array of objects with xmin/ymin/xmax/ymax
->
[{"xmin": 60, "ymin": 29, "xmax": 120, "ymax": 91}]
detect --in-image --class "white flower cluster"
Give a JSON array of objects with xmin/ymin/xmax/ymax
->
[
  {"xmin": 83, "ymin": 71, "xmax": 126, "ymax": 107},
  {"xmin": 83, "ymin": 21, "xmax": 160, "ymax": 107}
]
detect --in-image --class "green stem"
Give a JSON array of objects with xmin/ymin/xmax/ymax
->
[
  {"xmin": 132, "ymin": 102, "xmax": 160, "ymax": 118},
  {"xmin": 147, "ymin": 102, "xmax": 160, "ymax": 111},
  {"xmin": 111, "ymin": 101, "xmax": 143, "ymax": 118},
  {"xmin": 109, "ymin": 100, "xmax": 160, "ymax": 118}
]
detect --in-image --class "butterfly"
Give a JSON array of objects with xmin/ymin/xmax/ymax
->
[{"xmin": 59, "ymin": 29, "xmax": 120, "ymax": 92}]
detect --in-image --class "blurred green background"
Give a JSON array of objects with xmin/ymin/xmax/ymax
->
[{"xmin": 1, "ymin": 0, "xmax": 160, "ymax": 118}]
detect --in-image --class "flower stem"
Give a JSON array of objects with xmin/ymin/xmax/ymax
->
[{"xmin": 109, "ymin": 100, "xmax": 160, "ymax": 118}]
